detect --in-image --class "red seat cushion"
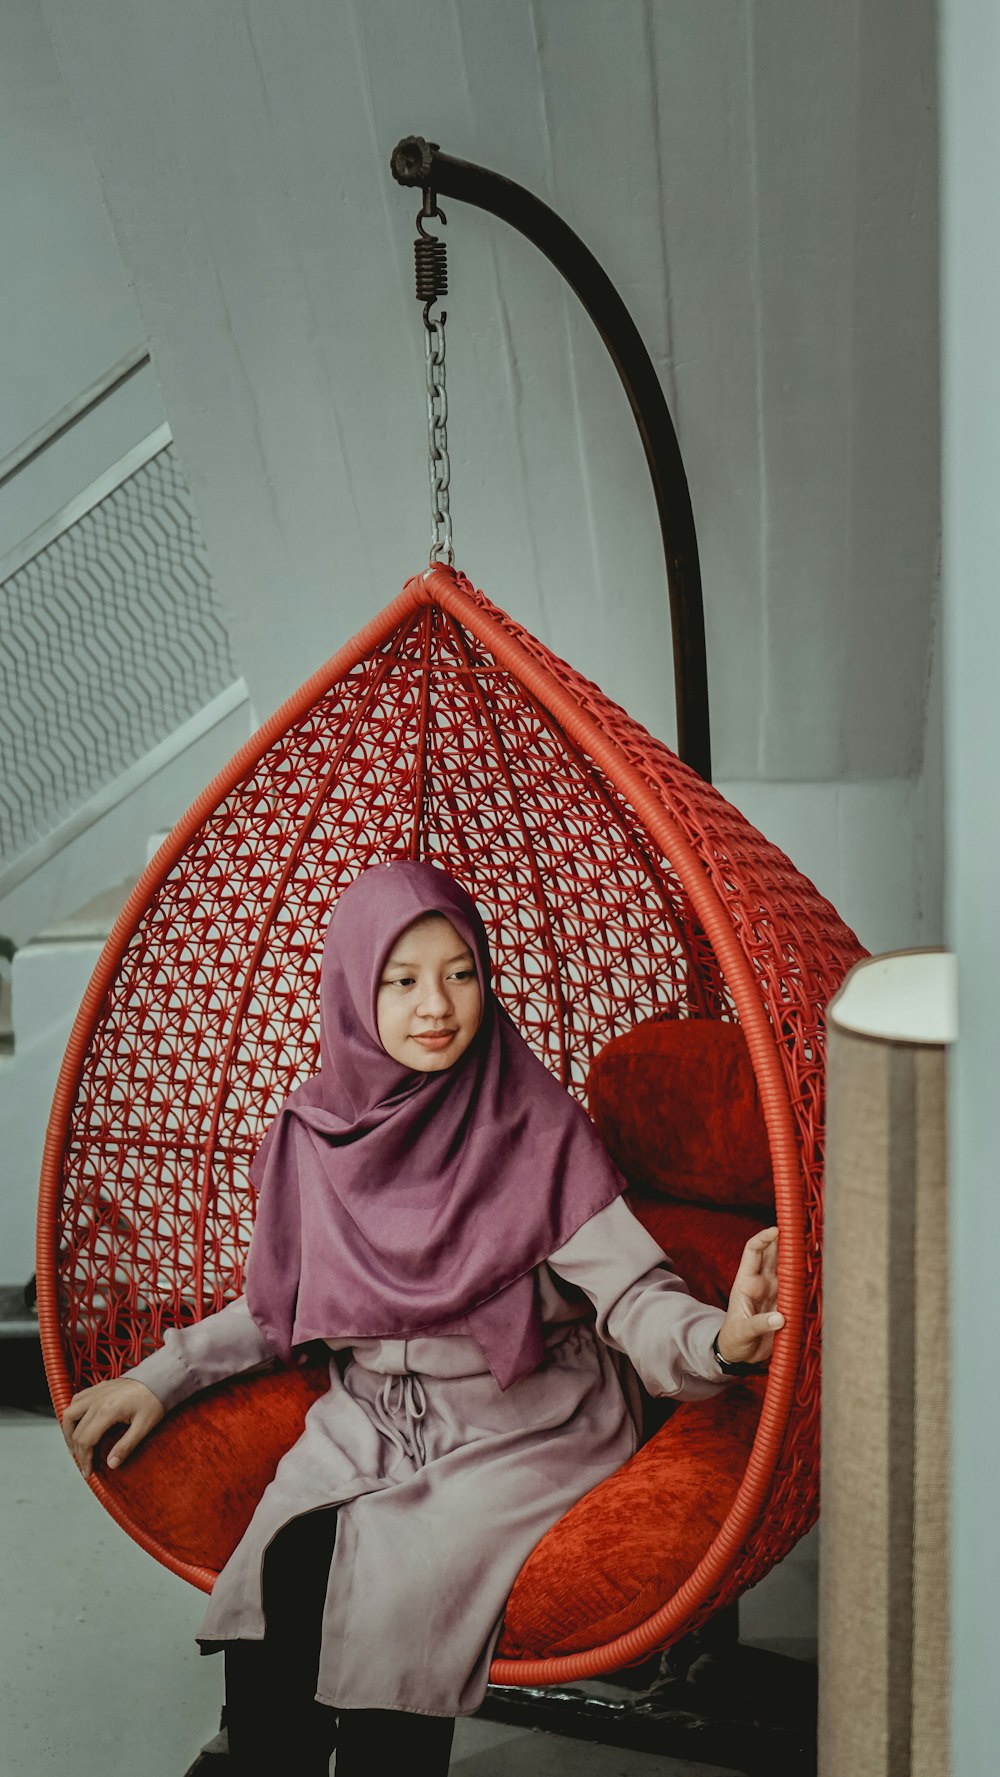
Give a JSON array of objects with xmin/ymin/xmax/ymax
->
[
  {"xmin": 98, "ymin": 1358, "xmax": 330, "ymax": 1576},
  {"xmin": 98, "ymin": 1199, "xmax": 766, "ymax": 1660},
  {"xmin": 98, "ymin": 1027, "xmax": 771, "ymax": 1648},
  {"xmin": 494, "ymin": 1197, "xmax": 768, "ymax": 1658},
  {"xmin": 498, "ymin": 1377, "xmax": 764, "ymax": 1658},
  {"xmin": 99, "ymin": 1338, "xmax": 762, "ymax": 1665},
  {"xmin": 586, "ymin": 1018, "xmax": 774, "ymax": 1211}
]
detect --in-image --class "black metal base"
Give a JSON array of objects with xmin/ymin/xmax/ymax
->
[
  {"xmin": 181, "ymin": 1628, "xmax": 816, "ymax": 1777},
  {"xmin": 481, "ymin": 1640, "xmax": 817, "ymax": 1777},
  {"xmin": 182, "ymin": 1728, "xmax": 230, "ymax": 1777}
]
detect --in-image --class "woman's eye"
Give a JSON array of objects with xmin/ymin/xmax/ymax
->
[
  {"xmin": 450, "ymin": 970, "xmax": 476, "ymax": 982},
  {"xmin": 384, "ymin": 976, "xmax": 415, "ymax": 989}
]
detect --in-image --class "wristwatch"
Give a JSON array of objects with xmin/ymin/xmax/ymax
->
[{"xmin": 712, "ymin": 1331, "xmax": 769, "ymax": 1377}]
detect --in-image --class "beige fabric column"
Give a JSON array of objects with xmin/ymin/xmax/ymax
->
[{"xmin": 819, "ymin": 950, "xmax": 955, "ymax": 1777}]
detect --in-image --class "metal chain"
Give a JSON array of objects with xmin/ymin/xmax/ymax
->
[
  {"xmin": 414, "ymin": 193, "xmax": 454, "ymax": 567},
  {"xmin": 423, "ymin": 304, "xmax": 453, "ymax": 566}
]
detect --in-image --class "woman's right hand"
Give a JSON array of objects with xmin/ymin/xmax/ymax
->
[{"xmin": 61, "ymin": 1377, "xmax": 165, "ymax": 1477}]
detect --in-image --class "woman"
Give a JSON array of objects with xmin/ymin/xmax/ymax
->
[{"xmin": 62, "ymin": 859, "xmax": 782, "ymax": 1775}]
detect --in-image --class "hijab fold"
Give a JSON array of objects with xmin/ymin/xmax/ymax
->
[{"xmin": 244, "ymin": 860, "xmax": 626, "ymax": 1389}]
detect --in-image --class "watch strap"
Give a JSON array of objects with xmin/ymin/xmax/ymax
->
[{"xmin": 712, "ymin": 1330, "xmax": 769, "ymax": 1376}]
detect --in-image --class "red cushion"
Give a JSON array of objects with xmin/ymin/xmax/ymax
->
[
  {"xmin": 99, "ymin": 1359, "xmax": 331, "ymax": 1575},
  {"xmin": 498, "ymin": 1377, "xmax": 764, "ymax": 1658},
  {"xmin": 628, "ymin": 1197, "xmax": 768, "ymax": 1307},
  {"xmin": 497, "ymin": 1195, "xmax": 768, "ymax": 1658},
  {"xmin": 98, "ymin": 1188, "xmax": 767, "ymax": 1656},
  {"xmin": 100, "ymin": 1283, "xmax": 763, "ymax": 1662},
  {"xmin": 587, "ymin": 1018, "xmax": 773, "ymax": 1210}
]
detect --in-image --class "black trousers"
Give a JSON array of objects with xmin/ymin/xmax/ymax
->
[{"xmin": 222, "ymin": 1506, "xmax": 456, "ymax": 1776}]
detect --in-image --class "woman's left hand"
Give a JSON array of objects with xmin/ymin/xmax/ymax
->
[{"xmin": 716, "ymin": 1227, "xmax": 784, "ymax": 1367}]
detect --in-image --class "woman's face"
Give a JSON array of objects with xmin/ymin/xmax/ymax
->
[{"xmin": 376, "ymin": 913, "xmax": 483, "ymax": 1073}]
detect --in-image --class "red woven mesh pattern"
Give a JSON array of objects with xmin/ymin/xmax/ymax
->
[{"xmin": 41, "ymin": 565, "xmax": 866, "ymax": 1670}]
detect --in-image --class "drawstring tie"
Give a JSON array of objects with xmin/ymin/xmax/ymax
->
[{"xmin": 372, "ymin": 1371, "xmax": 428, "ymax": 1466}]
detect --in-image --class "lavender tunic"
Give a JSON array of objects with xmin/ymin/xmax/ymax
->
[{"xmin": 126, "ymin": 1198, "xmax": 733, "ymax": 1717}]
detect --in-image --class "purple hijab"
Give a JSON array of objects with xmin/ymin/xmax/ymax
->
[{"xmin": 244, "ymin": 860, "xmax": 627, "ymax": 1388}]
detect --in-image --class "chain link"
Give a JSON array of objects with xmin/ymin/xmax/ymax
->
[{"xmin": 423, "ymin": 304, "xmax": 454, "ymax": 566}]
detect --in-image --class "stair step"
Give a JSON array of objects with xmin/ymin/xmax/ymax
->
[{"xmin": 31, "ymin": 875, "xmax": 139, "ymax": 946}]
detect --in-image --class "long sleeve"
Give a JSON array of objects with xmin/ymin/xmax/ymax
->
[
  {"xmin": 123, "ymin": 1294, "xmax": 281, "ymax": 1413},
  {"xmin": 547, "ymin": 1196, "xmax": 734, "ymax": 1401}
]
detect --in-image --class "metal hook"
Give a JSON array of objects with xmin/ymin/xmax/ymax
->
[{"xmin": 416, "ymin": 188, "xmax": 448, "ymax": 241}]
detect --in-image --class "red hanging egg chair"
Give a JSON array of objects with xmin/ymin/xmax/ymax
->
[{"xmin": 38, "ymin": 561, "xmax": 864, "ymax": 1686}]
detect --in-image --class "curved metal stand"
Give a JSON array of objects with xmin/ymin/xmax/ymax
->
[{"xmin": 391, "ymin": 135, "xmax": 711, "ymax": 783}]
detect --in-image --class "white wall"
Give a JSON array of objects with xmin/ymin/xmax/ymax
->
[
  {"xmin": 0, "ymin": 0, "xmax": 251, "ymax": 953},
  {"xmin": 0, "ymin": 0, "xmax": 145, "ymax": 462},
  {"xmin": 37, "ymin": 0, "xmax": 940, "ymax": 791},
  {"xmin": 942, "ymin": 5, "xmax": 1000, "ymax": 1772}
]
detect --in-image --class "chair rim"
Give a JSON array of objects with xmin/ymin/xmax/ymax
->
[{"xmin": 37, "ymin": 562, "xmax": 827, "ymax": 1684}]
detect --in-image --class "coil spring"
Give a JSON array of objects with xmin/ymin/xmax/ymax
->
[{"xmin": 415, "ymin": 234, "xmax": 448, "ymax": 304}]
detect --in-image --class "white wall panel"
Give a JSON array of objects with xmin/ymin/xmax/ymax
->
[
  {"xmin": 942, "ymin": 2, "xmax": 1000, "ymax": 1768},
  {"xmin": 0, "ymin": 0, "xmax": 147, "ymax": 458}
]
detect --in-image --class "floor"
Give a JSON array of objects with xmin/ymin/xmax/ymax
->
[{"xmin": 2, "ymin": 1398, "xmax": 817, "ymax": 1777}]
